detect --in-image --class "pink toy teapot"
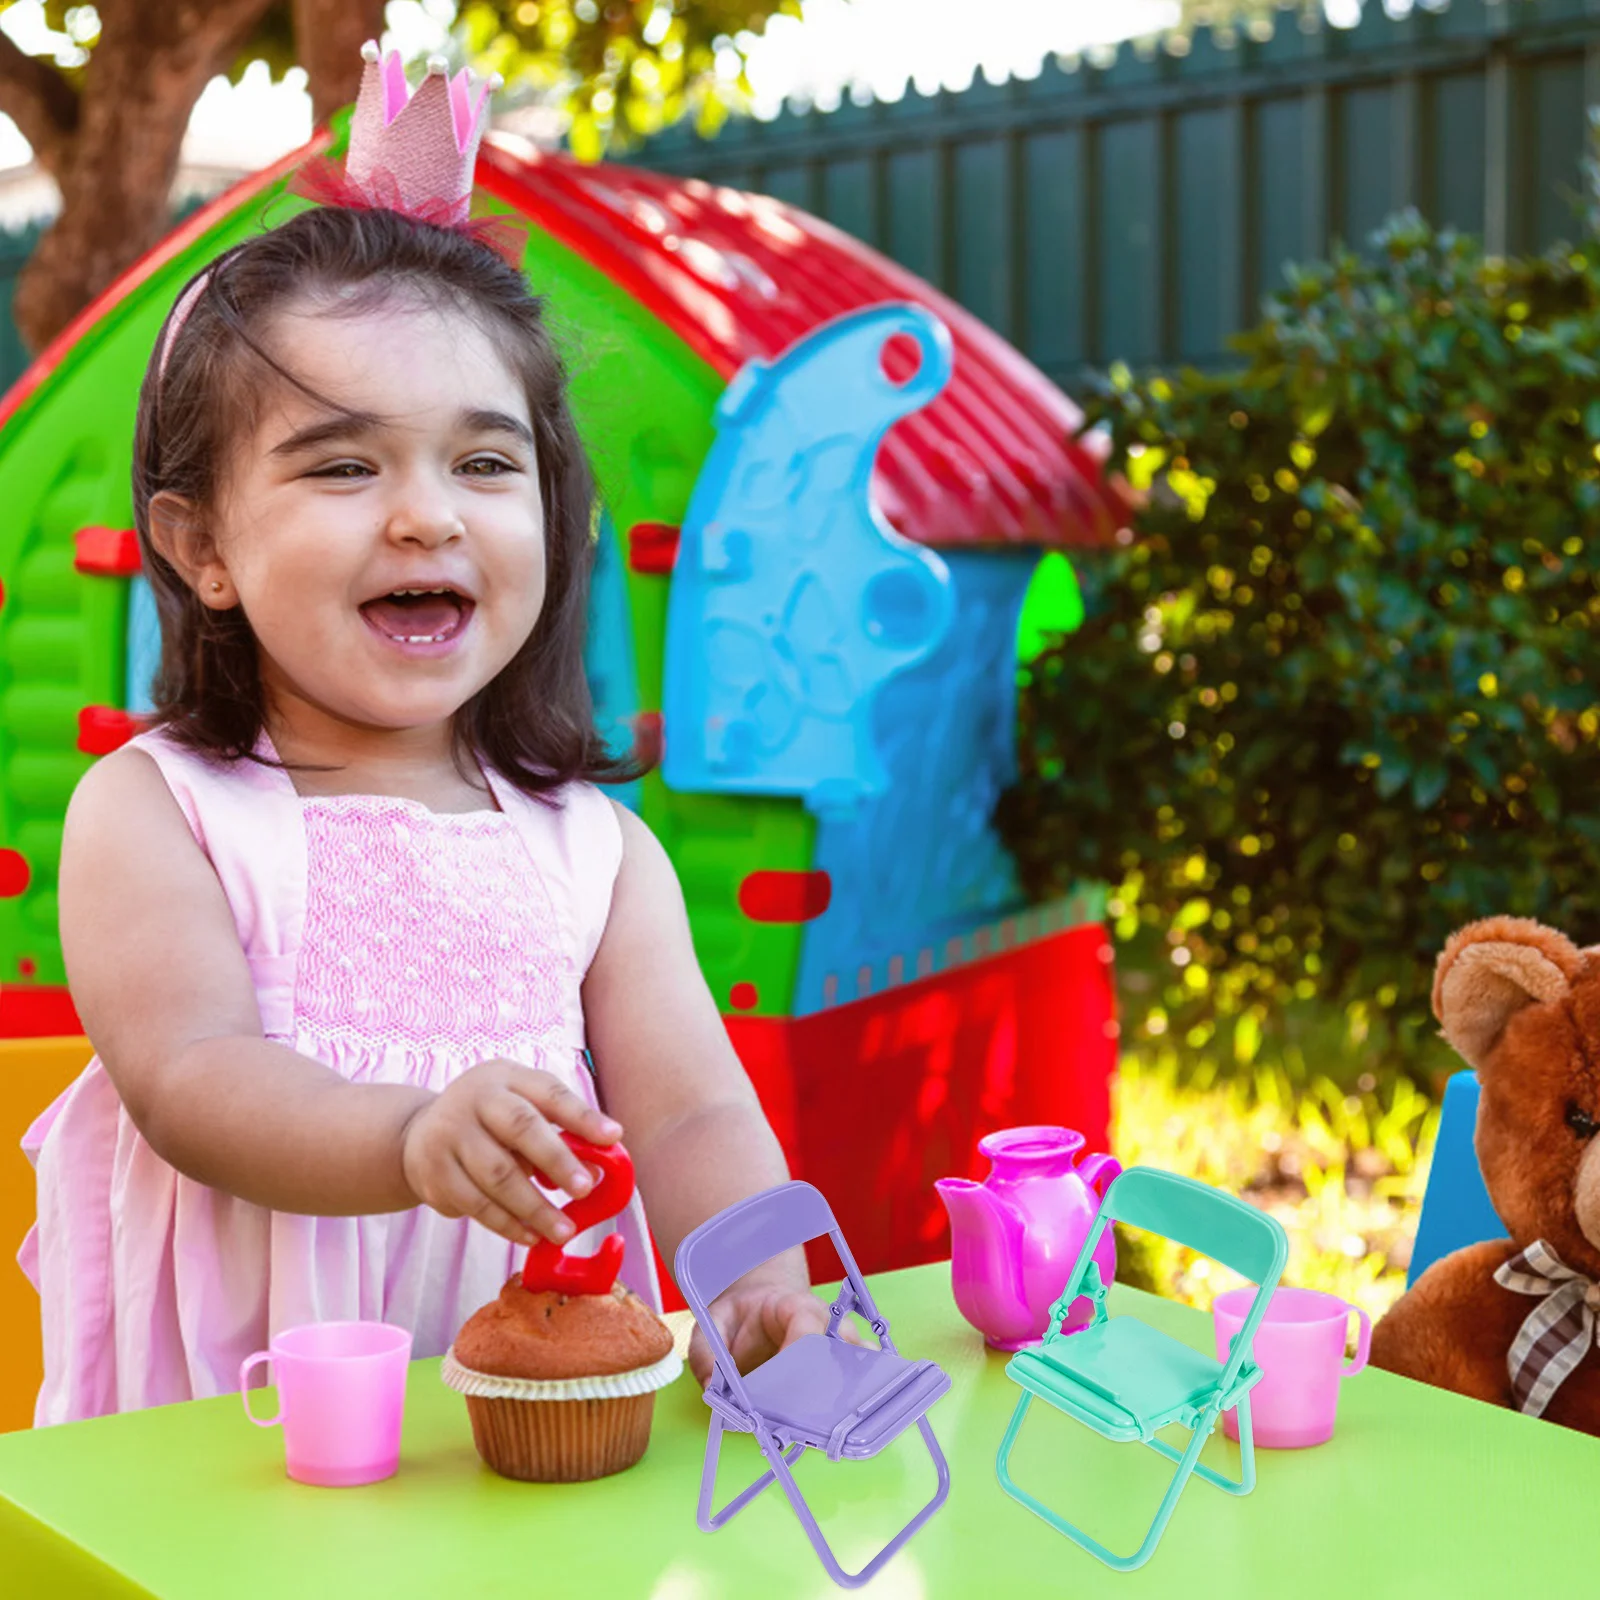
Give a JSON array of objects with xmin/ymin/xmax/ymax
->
[{"xmin": 935, "ymin": 1126, "xmax": 1120, "ymax": 1350}]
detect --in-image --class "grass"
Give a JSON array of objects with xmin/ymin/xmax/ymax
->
[{"xmin": 1109, "ymin": 1048, "xmax": 1441, "ymax": 1325}]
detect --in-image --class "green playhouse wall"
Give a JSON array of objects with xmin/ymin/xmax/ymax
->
[{"xmin": 0, "ymin": 167, "xmax": 814, "ymax": 1018}]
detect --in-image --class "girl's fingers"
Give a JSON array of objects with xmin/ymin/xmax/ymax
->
[
  {"xmin": 768, "ymin": 1289, "xmax": 831, "ymax": 1352},
  {"xmin": 456, "ymin": 1131, "xmax": 575, "ymax": 1245},
  {"xmin": 506, "ymin": 1066, "xmax": 622, "ymax": 1148},
  {"xmin": 495, "ymin": 1080, "xmax": 612, "ymax": 1195},
  {"xmin": 721, "ymin": 1297, "xmax": 772, "ymax": 1374},
  {"xmin": 464, "ymin": 1195, "xmax": 537, "ymax": 1249},
  {"xmin": 478, "ymin": 1091, "xmax": 578, "ymax": 1190},
  {"xmin": 715, "ymin": 1290, "xmax": 841, "ymax": 1375},
  {"xmin": 687, "ymin": 1324, "xmax": 715, "ymax": 1387},
  {"xmin": 424, "ymin": 1153, "xmax": 532, "ymax": 1246}
]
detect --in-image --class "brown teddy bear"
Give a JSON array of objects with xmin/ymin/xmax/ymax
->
[{"xmin": 1371, "ymin": 916, "xmax": 1600, "ymax": 1434}]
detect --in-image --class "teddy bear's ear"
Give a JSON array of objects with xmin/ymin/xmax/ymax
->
[{"xmin": 1433, "ymin": 917, "xmax": 1583, "ymax": 1068}]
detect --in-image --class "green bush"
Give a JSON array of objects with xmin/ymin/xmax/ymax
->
[{"xmin": 998, "ymin": 209, "xmax": 1600, "ymax": 1073}]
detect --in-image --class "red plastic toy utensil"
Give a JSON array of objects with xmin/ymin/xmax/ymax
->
[{"xmin": 520, "ymin": 1134, "xmax": 635, "ymax": 1296}]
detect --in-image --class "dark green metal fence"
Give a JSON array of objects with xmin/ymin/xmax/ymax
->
[
  {"xmin": 636, "ymin": 0, "xmax": 1600, "ymax": 385},
  {"xmin": 0, "ymin": 222, "xmax": 41, "ymax": 396},
  {"xmin": 4, "ymin": 2, "xmax": 1600, "ymax": 394},
  {"xmin": 0, "ymin": 203, "xmax": 196, "ymax": 399}
]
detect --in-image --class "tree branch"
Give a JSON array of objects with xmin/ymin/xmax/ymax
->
[
  {"xmin": 293, "ymin": 0, "xmax": 386, "ymax": 124},
  {"xmin": 0, "ymin": 30, "xmax": 79, "ymax": 179},
  {"xmin": 11, "ymin": 0, "xmax": 277, "ymax": 351}
]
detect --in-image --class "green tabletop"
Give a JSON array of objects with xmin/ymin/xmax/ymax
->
[{"xmin": 2, "ymin": 1262, "xmax": 1596, "ymax": 1597}]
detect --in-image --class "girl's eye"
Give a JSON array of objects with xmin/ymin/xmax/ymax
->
[
  {"xmin": 459, "ymin": 456, "xmax": 517, "ymax": 477},
  {"xmin": 309, "ymin": 461, "xmax": 372, "ymax": 480},
  {"xmin": 1566, "ymin": 1101, "xmax": 1597, "ymax": 1140}
]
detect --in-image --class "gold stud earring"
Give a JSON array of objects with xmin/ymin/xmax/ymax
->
[{"xmin": 210, "ymin": 581, "xmax": 224, "ymax": 592}]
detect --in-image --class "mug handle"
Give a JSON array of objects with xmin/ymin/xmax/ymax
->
[
  {"xmin": 239, "ymin": 1351, "xmax": 282, "ymax": 1427},
  {"xmin": 1342, "ymin": 1306, "xmax": 1372, "ymax": 1377}
]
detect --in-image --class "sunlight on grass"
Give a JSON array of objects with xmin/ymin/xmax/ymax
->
[{"xmin": 1111, "ymin": 1051, "xmax": 1441, "ymax": 1326}]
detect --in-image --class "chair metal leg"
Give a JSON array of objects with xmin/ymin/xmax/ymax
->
[
  {"xmin": 700, "ymin": 1414, "xmax": 951, "ymax": 1590},
  {"xmin": 995, "ymin": 1391, "xmax": 1222, "ymax": 1573},
  {"xmin": 767, "ymin": 1416, "xmax": 951, "ymax": 1591},
  {"xmin": 1234, "ymin": 1391, "xmax": 1257, "ymax": 1495},
  {"xmin": 1142, "ymin": 1393, "xmax": 1255, "ymax": 1496},
  {"xmin": 697, "ymin": 1414, "xmax": 806, "ymax": 1532}
]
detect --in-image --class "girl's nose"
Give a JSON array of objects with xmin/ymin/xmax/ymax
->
[{"xmin": 384, "ymin": 484, "xmax": 465, "ymax": 547}]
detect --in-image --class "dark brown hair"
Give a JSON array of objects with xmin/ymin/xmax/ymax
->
[{"xmin": 132, "ymin": 203, "xmax": 639, "ymax": 798}]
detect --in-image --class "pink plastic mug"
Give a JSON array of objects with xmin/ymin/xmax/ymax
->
[
  {"xmin": 240, "ymin": 1321, "xmax": 413, "ymax": 1486},
  {"xmin": 1212, "ymin": 1286, "xmax": 1370, "ymax": 1449}
]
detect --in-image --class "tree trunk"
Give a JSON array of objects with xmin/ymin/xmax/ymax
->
[
  {"xmin": 0, "ymin": 31, "xmax": 78, "ymax": 179},
  {"xmin": 11, "ymin": 0, "xmax": 273, "ymax": 353},
  {"xmin": 295, "ymin": 0, "xmax": 388, "ymax": 124}
]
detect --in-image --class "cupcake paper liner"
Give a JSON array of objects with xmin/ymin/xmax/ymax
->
[
  {"xmin": 443, "ymin": 1344, "xmax": 683, "ymax": 1483},
  {"xmin": 663, "ymin": 1308, "xmax": 697, "ymax": 1364},
  {"xmin": 440, "ymin": 1345, "xmax": 683, "ymax": 1402},
  {"xmin": 462, "ymin": 1390, "xmax": 658, "ymax": 1482}
]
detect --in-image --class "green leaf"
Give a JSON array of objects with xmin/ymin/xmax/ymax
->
[
  {"xmin": 1411, "ymin": 761, "xmax": 1448, "ymax": 809},
  {"xmin": 1001, "ymin": 192, "xmax": 1600, "ymax": 1055}
]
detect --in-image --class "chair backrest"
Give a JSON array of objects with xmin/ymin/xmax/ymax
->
[
  {"xmin": 1407, "ymin": 1070, "xmax": 1507, "ymax": 1287},
  {"xmin": 1101, "ymin": 1167, "xmax": 1288, "ymax": 1288},
  {"xmin": 675, "ymin": 1181, "xmax": 843, "ymax": 1317},
  {"xmin": 676, "ymin": 1182, "xmax": 869, "ymax": 1418}
]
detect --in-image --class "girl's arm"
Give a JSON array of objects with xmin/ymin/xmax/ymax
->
[
  {"xmin": 59, "ymin": 747, "xmax": 610, "ymax": 1238},
  {"xmin": 582, "ymin": 802, "xmax": 833, "ymax": 1380}
]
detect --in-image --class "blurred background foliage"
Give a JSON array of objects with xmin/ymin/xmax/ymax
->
[
  {"xmin": 0, "ymin": 0, "xmax": 812, "ymax": 348},
  {"xmin": 1000, "ymin": 199, "xmax": 1600, "ymax": 1103},
  {"xmin": 1111, "ymin": 1052, "xmax": 1437, "ymax": 1317},
  {"xmin": 1164, "ymin": 0, "xmax": 1395, "ymax": 51},
  {"xmin": 459, "ymin": 0, "xmax": 804, "ymax": 158}
]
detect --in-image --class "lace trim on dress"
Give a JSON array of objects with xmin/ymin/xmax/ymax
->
[
  {"xmin": 294, "ymin": 796, "xmax": 573, "ymax": 1050},
  {"xmin": 288, "ymin": 1026, "xmax": 578, "ymax": 1082}
]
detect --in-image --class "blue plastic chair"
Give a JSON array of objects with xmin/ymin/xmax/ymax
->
[
  {"xmin": 675, "ymin": 1182, "xmax": 952, "ymax": 1591},
  {"xmin": 1407, "ymin": 1070, "xmax": 1508, "ymax": 1287},
  {"xmin": 996, "ymin": 1167, "xmax": 1289, "ymax": 1572}
]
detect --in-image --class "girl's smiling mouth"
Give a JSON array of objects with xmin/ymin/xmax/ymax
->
[{"xmin": 359, "ymin": 587, "xmax": 476, "ymax": 652}]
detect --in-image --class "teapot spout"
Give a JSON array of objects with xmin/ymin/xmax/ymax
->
[{"xmin": 935, "ymin": 1178, "xmax": 1031, "ymax": 1346}]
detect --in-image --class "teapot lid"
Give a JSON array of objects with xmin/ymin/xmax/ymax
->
[{"xmin": 978, "ymin": 1125, "xmax": 1086, "ymax": 1163}]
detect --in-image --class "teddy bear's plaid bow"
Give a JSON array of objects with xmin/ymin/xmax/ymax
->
[{"xmin": 1494, "ymin": 1240, "xmax": 1600, "ymax": 1417}]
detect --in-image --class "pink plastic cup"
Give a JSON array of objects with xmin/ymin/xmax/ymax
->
[
  {"xmin": 240, "ymin": 1321, "xmax": 413, "ymax": 1486},
  {"xmin": 1212, "ymin": 1286, "xmax": 1370, "ymax": 1449}
]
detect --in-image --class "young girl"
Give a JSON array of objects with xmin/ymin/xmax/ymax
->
[{"xmin": 19, "ymin": 197, "xmax": 826, "ymax": 1426}]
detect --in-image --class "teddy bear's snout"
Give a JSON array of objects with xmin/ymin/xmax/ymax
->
[{"xmin": 1573, "ymin": 1137, "xmax": 1600, "ymax": 1255}]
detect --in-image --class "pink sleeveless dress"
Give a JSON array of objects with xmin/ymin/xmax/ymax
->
[{"xmin": 17, "ymin": 726, "xmax": 658, "ymax": 1427}]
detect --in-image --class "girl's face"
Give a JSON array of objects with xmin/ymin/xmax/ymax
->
[{"xmin": 189, "ymin": 292, "xmax": 547, "ymax": 744}]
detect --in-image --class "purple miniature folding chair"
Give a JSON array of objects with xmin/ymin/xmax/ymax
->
[{"xmin": 675, "ymin": 1181, "xmax": 952, "ymax": 1590}]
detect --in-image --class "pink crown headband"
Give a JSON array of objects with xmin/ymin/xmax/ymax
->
[{"xmin": 158, "ymin": 43, "xmax": 514, "ymax": 382}]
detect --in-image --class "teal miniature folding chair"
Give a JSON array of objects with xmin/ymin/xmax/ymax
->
[{"xmin": 995, "ymin": 1166, "xmax": 1289, "ymax": 1572}]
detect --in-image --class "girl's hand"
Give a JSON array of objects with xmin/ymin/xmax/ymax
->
[
  {"xmin": 687, "ymin": 1284, "xmax": 862, "ymax": 1386},
  {"xmin": 399, "ymin": 1060, "xmax": 622, "ymax": 1247}
]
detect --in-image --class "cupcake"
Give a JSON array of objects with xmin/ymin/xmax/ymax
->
[{"xmin": 442, "ymin": 1276, "xmax": 682, "ymax": 1482}]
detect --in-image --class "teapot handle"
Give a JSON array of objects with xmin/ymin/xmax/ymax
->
[{"xmin": 1076, "ymin": 1151, "xmax": 1122, "ymax": 1203}]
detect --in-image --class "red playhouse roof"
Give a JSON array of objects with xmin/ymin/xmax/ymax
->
[{"xmin": 477, "ymin": 141, "xmax": 1127, "ymax": 552}]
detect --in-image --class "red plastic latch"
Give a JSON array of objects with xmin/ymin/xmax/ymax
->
[
  {"xmin": 627, "ymin": 523, "xmax": 681, "ymax": 575},
  {"xmin": 77, "ymin": 706, "xmax": 143, "ymax": 755},
  {"xmin": 738, "ymin": 870, "xmax": 833, "ymax": 924},
  {"xmin": 0, "ymin": 985, "xmax": 83, "ymax": 1036},
  {"xmin": 73, "ymin": 526, "xmax": 143, "ymax": 576},
  {"xmin": 632, "ymin": 711, "xmax": 663, "ymax": 768},
  {"xmin": 0, "ymin": 850, "xmax": 29, "ymax": 897},
  {"xmin": 520, "ymin": 1136, "xmax": 635, "ymax": 1297}
]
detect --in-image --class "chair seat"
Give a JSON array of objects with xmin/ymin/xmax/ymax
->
[
  {"xmin": 738, "ymin": 1334, "xmax": 951, "ymax": 1460},
  {"xmin": 1007, "ymin": 1318, "xmax": 1225, "ymax": 1441}
]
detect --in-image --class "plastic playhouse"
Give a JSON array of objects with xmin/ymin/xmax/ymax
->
[{"xmin": 0, "ymin": 130, "xmax": 1127, "ymax": 1409}]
